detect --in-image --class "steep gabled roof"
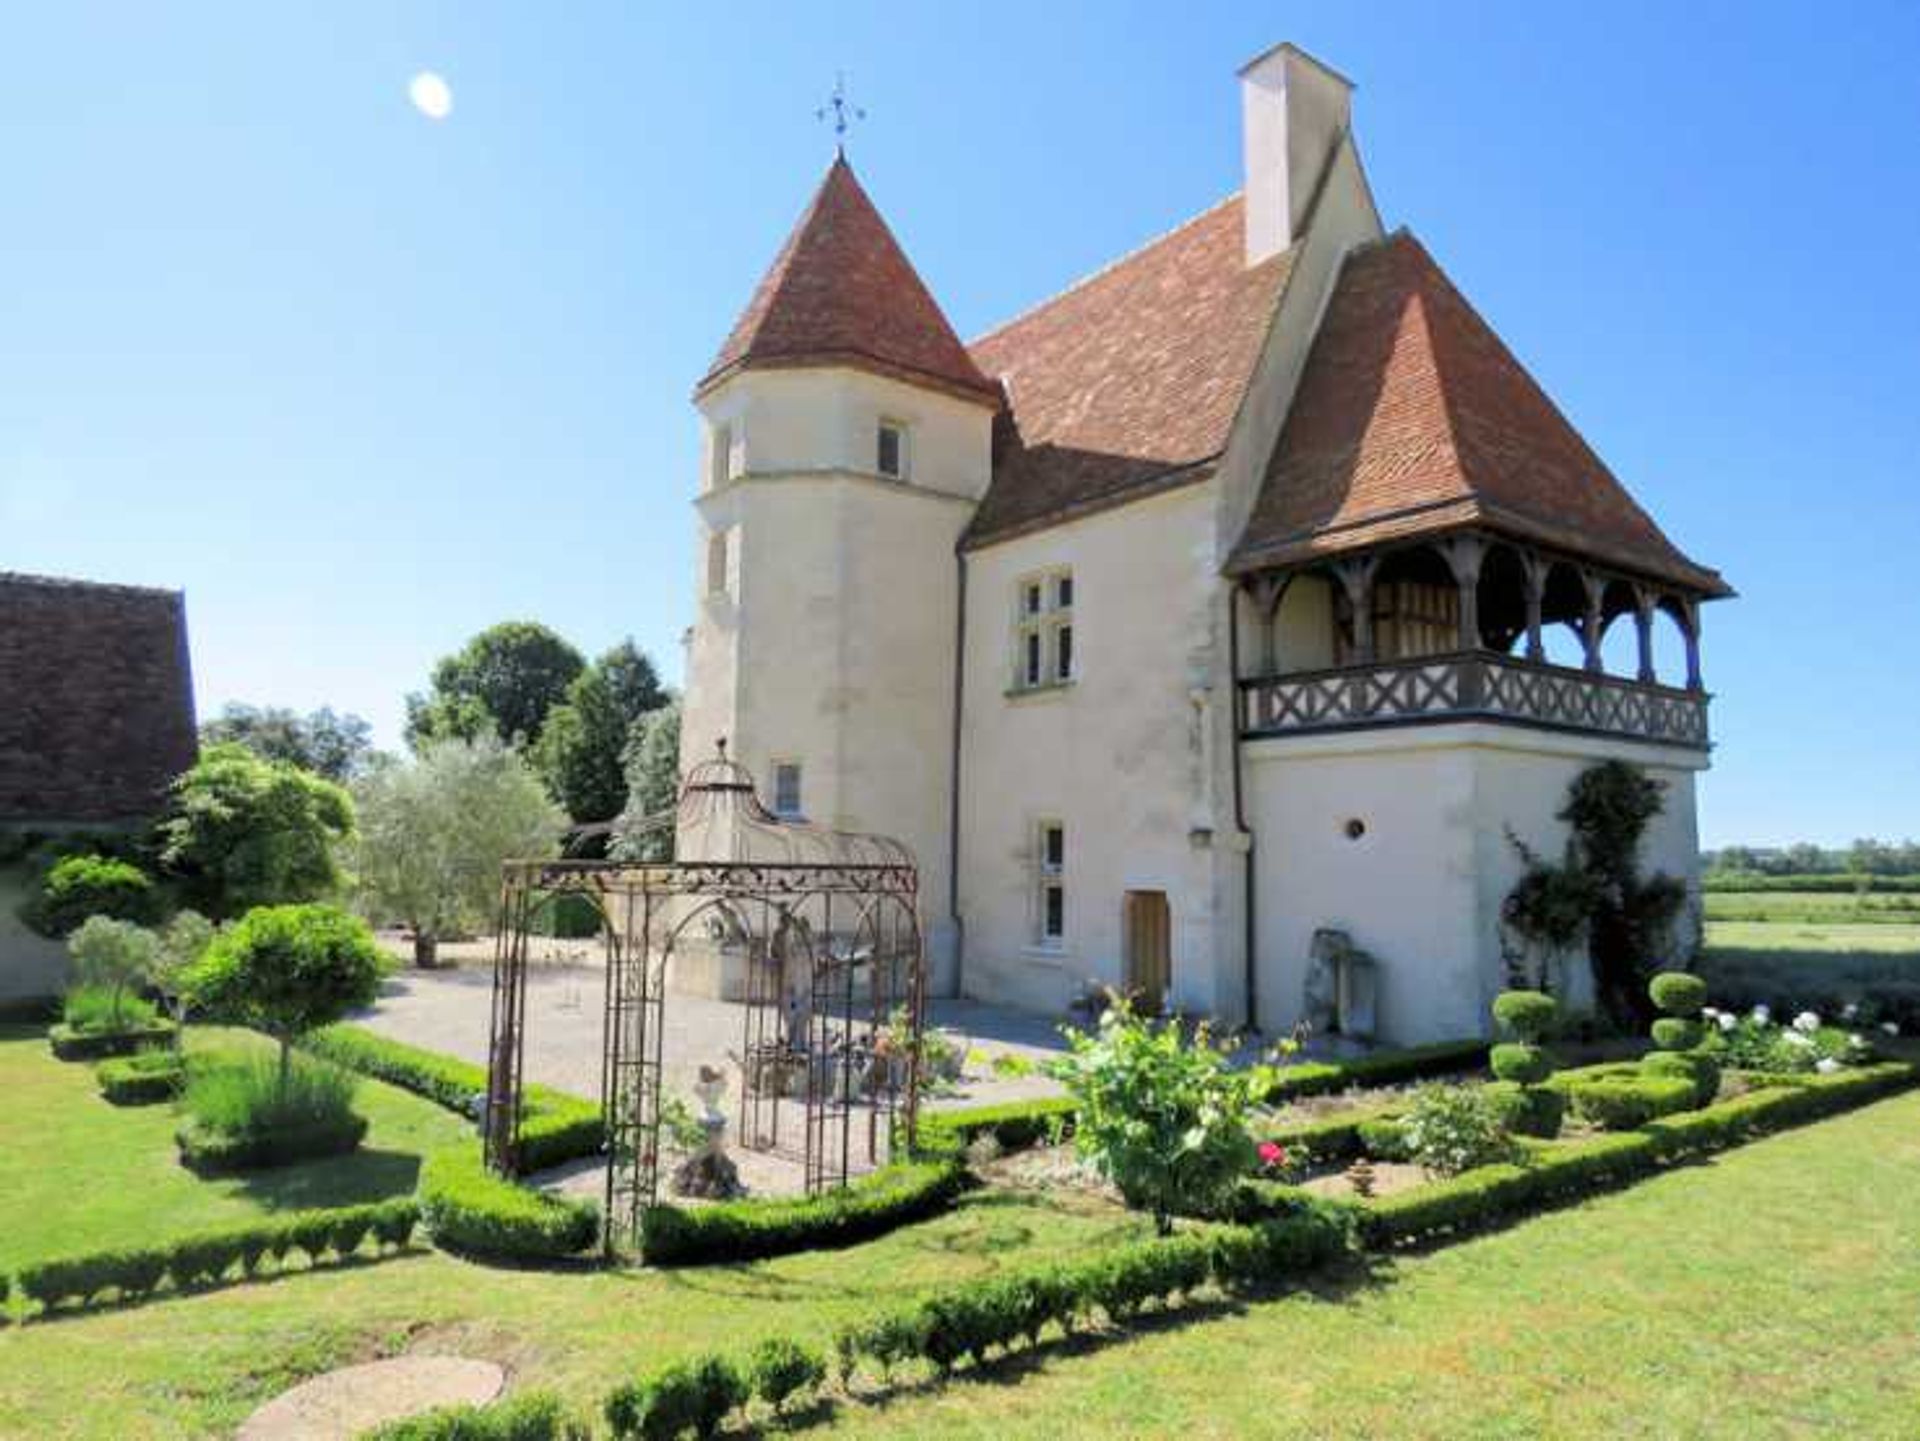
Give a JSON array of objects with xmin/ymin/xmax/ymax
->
[
  {"xmin": 1229, "ymin": 231, "xmax": 1729, "ymax": 595},
  {"xmin": 0, "ymin": 573, "xmax": 198, "ymax": 824},
  {"xmin": 964, "ymin": 195, "xmax": 1294, "ymax": 546},
  {"xmin": 698, "ymin": 157, "xmax": 997, "ymax": 405}
]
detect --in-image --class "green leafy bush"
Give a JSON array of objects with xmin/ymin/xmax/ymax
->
[
  {"xmin": 363, "ymin": 1389, "xmax": 586, "ymax": 1440},
  {"xmin": 61, "ymin": 984, "xmax": 160, "ymax": 1035},
  {"xmin": 913, "ymin": 1096, "xmax": 1077, "ymax": 1159},
  {"xmin": 97, "ymin": 1049, "xmax": 186, "ymax": 1105},
  {"xmin": 1049, "ymin": 1000, "xmax": 1259, "ymax": 1234},
  {"xmin": 1355, "ymin": 1117, "xmax": 1414, "ymax": 1161},
  {"xmin": 639, "ymin": 1161, "xmax": 965, "ymax": 1265},
  {"xmin": 1399, "ymin": 1086, "xmax": 1518, "ymax": 1175},
  {"xmin": 1648, "ymin": 971, "xmax": 1708, "ymax": 1018},
  {"xmin": 746, "ymin": 1336, "xmax": 826, "ymax": 1415},
  {"xmin": 1489, "ymin": 1043, "xmax": 1551, "ymax": 1085},
  {"xmin": 26, "ymin": 855, "xmax": 164, "ymax": 937},
  {"xmin": 1483, "ymin": 1081, "xmax": 1568, "ymax": 1139},
  {"xmin": 177, "ymin": 1051, "xmax": 364, "ymax": 1170},
  {"xmin": 605, "ymin": 1355, "xmax": 747, "ymax": 1440},
  {"xmin": 1567, "ymin": 1073, "xmax": 1697, "ymax": 1130},
  {"xmin": 1651, "ymin": 1017, "xmax": 1704, "ymax": 1050},
  {"xmin": 418, "ymin": 1145, "xmax": 598, "ymax": 1260},
  {"xmin": 1642, "ymin": 1050, "xmax": 1722, "ymax": 1107},
  {"xmin": 1491, "ymin": 990, "xmax": 1557, "ymax": 1042},
  {"xmin": 1261, "ymin": 1040, "xmax": 1489, "ymax": 1103}
]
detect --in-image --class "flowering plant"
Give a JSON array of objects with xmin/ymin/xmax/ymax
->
[{"xmin": 1700, "ymin": 1005, "xmax": 1873, "ymax": 1074}]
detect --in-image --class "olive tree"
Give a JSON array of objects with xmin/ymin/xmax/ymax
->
[
  {"xmin": 66, "ymin": 916, "xmax": 161, "ymax": 1030},
  {"xmin": 352, "ymin": 734, "xmax": 566, "ymax": 966}
]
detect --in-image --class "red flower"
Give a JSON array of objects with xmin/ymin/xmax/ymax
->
[{"xmin": 1257, "ymin": 1141, "xmax": 1287, "ymax": 1169}]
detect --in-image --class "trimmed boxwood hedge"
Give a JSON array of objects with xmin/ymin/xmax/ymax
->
[
  {"xmin": 639, "ymin": 1160, "xmax": 968, "ymax": 1266},
  {"xmin": 49, "ymin": 1020, "xmax": 177, "ymax": 1062},
  {"xmin": 418, "ymin": 1144, "xmax": 599, "ymax": 1261},
  {"xmin": 9, "ymin": 1199, "xmax": 417, "ymax": 1316},
  {"xmin": 1261, "ymin": 1040, "xmax": 1490, "ymax": 1102},
  {"xmin": 96, "ymin": 1050, "xmax": 186, "ymax": 1105},
  {"xmin": 1359, "ymin": 1062, "xmax": 1916, "ymax": 1247},
  {"xmin": 176, "ymin": 1113, "xmax": 369, "ymax": 1173},
  {"xmin": 303, "ymin": 1024, "xmax": 603, "ymax": 1172},
  {"xmin": 913, "ymin": 1097, "xmax": 1078, "ymax": 1160},
  {"xmin": 1565, "ymin": 1073, "xmax": 1697, "ymax": 1131},
  {"xmin": 363, "ymin": 1388, "xmax": 585, "ymax": 1440}
]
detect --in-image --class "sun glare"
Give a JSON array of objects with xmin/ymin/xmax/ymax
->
[{"xmin": 408, "ymin": 71, "xmax": 453, "ymax": 121}]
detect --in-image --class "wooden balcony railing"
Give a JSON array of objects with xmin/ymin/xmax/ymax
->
[{"xmin": 1238, "ymin": 651, "xmax": 1710, "ymax": 749}]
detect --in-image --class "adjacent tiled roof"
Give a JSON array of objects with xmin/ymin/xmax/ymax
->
[
  {"xmin": 965, "ymin": 196, "xmax": 1294, "ymax": 546},
  {"xmin": 698, "ymin": 157, "xmax": 998, "ymax": 405},
  {"xmin": 0, "ymin": 573, "xmax": 198, "ymax": 824},
  {"xmin": 1229, "ymin": 231, "xmax": 1729, "ymax": 595}
]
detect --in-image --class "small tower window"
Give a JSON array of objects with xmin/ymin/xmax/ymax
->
[
  {"xmin": 876, "ymin": 420, "xmax": 908, "ymax": 479},
  {"xmin": 705, "ymin": 528, "xmax": 731, "ymax": 598},
  {"xmin": 710, "ymin": 422, "xmax": 735, "ymax": 489},
  {"xmin": 771, "ymin": 760, "xmax": 803, "ymax": 819},
  {"xmin": 1035, "ymin": 820, "xmax": 1067, "ymax": 947}
]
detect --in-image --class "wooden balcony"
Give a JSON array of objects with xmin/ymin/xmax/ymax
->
[{"xmin": 1238, "ymin": 651, "xmax": 1710, "ymax": 750}]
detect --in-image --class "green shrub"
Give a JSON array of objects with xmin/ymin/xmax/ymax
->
[
  {"xmin": 1050, "ymin": 1000, "xmax": 1260, "ymax": 1234},
  {"xmin": 97, "ymin": 1050, "xmax": 186, "ymax": 1105},
  {"xmin": 1399, "ymin": 1086, "xmax": 1518, "ymax": 1175},
  {"xmin": 1567, "ymin": 1073, "xmax": 1698, "ymax": 1131},
  {"xmin": 178, "ymin": 1051, "xmax": 365, "ymax": 1170},
  {"xmin": 640, "ymin": 1161, "xmax": 965, "ymax": 1265},
  {"xmin": 418, "ymin": 1145, "xmax": 598, "ymax": 1260},
  {"xmin": 1651, "ymin": 1017, "xmax": 1704, "ymax": 1051},
  {"xmin": 1484, "ymin": 1081, "xmax": 1567, "ymax": 1139},
  {"xmin": 1258, "ymin": 1108, "xmax": 1399, "ymax": 1166},
  {"xmin": 912, "ymin": 1096, "xmax": 1078, "ymax": 1160},
  {"xmin": 1262, "ymin": 1040, "xmax": 1489, "ymax": 1102},
  {"xmin": 61, "ymin": 985, "xmax": 162, "ymax": 1035},
  {"xmin": 1489, "ymin": 1043, "xmax": 1551, "ymax": 1085},
  {"xmin": 177, "ymin": 1114, "xmax": 369, "ymax": 1173},
  {"xmin": 301, "ymin": 1024, "xmax": 604, "ymax": 1172},
  {"xmin": 1356, "ymin": 1117, "xmax": 1414, "ymax": 1161},
  {"xmin": 1648, "ymin": 971, "xmax": 1708, "ymax": 1018},
  {"xmin": 26, "ymin": 854, "xmax": 163, "ymax": 937},
  {"xmin": 746, "ymin": 1336, "xmax": 825, "ymax": 1415},
  {"xmin": 363, "ymin": 1389, "xmax": 585, "ymax": 1440},
  {"xmin": 1641, "ymin": 1050, "xmax": 1722, "ymax": 1107},
  {"xmin": 606, "ymin": 1355, "xmax": 746, "ymax": 1440},
  {"xmin": 1491, "ymin": 990, "xmax": 1557, "ymax": 1042}
]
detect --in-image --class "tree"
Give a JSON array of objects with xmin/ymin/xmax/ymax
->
[
  {"xmin": 188, "ymin": 903, "xmax": 385, "ymax": 1090},
  {"xmin": 1783, "ymin": 842, "xmax": 1828, "ymax": 875},
  {"xmin": 353, "ymin": 735, "xmax": 566, "ymax": 966},
  {"xmin": 159, "ymin": 744, "xmax": 356, "ymax": 919},
  {"xmin": 405, "ymin": 621, "xmax": 585, "ymax": 753},
  {"xmin": 534, "ymin": 641, "xmax": 669, "ymax": 823},
  {"xmin": 67, "ymin": 916, "xmax": 161, "ymax": 1030},
  {"xmin": 152, "ymin": 910, "xmax": 216, "ymax": 1039},
  {"xmin": 612, "ymin": 699, "xmax": 682, "ymax": 862},
  {"xmin": 199, "ymin": 704, "xmax": 375, "ymax": 782}
]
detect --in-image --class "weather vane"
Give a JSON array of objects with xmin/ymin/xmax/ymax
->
[{"xmin": 816, "ymin": 72, "xmax": 865, "ymax": 155}]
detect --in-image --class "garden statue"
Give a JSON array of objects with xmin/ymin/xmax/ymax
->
[{"xmin": 670, "ymin": 1063, "xmax": 746, "ymax": 1200}]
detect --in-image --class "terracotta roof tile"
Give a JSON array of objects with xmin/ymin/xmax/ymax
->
[
  {"xmin": 699, "ymin": 157, "xmax": 997, "ymax": 405},
  {"xmin": 1229, "ymin": 232, "xmax": 1728, "ymax": 595},
  {"xmin": 965, "ymin": 196, "xmax": 1293, "ymax": 545}
]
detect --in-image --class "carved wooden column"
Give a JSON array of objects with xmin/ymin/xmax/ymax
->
[
  {"xmin": 1580, "ymin": 570, "xmax": 1606, "ymax": 674},
  {"xmin": 1444, "ymin": 535, "xmax": 1486, "ymax": 653},
  {"xmin": 1520, "ymin": 551, "xmax": 1547, "ymax": 663},
  {"xmin": 1682, "ymin": 596, "xmax": 1704, "ymax": 692},
  {"xmin": 1334, "ymin": 556, "xmax": 1379, "ymax": 664},
  {"xmin": 1633, "ymin": 587, "xmax": 1658, "ymax": 685},
  {"xmin": 1245, "ymin": 574, "xmax": 1286, "ymax": 677}
]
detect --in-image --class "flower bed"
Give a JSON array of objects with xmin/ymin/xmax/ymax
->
[{"xmin": 48, "ymin": 1020, "xmax": 177, "ymax": 1062}]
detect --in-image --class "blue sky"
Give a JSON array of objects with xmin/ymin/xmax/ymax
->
[{"xmin": 3, "ymin": 2, "xmax": 1916, "ymax": 847}]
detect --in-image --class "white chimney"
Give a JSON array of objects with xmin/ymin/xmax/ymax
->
[{"xmin": 1240, "ymin": 43, "xmax": 1354, "ymax": 265}]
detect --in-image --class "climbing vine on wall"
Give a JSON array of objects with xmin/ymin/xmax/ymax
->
[{"xmin": 1501, "ymin": 760, "xmax": 1690, "ymax": 1028}]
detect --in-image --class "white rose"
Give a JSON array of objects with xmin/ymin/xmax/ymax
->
[
  {"xmin": 1815, "ymin": 1058, "xmax": 1840, "ymax": 1075},
  {"xmin": 1793, "ymin": 1011, "xmax": 1821, "ymax": 1034},
  {"xmin": 1718, "ymin": 1013, "xmax": 1737, "ymax": 1032}
]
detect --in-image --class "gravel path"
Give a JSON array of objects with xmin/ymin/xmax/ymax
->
[{"xmin": 237, "ymin": 1357, "xmax": 504, "ymax": 1440}]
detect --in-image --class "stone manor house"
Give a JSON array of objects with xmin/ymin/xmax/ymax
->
[{"xmin": 678, "ymin": 43, "xmax": 1728, "ymax": 1044}]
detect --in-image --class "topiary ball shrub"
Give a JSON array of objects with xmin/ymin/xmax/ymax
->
[
  {"xmin": 1491, "ymin": 990, "xmax": 1558, "ymax": 1043},
  {"xmin": 1489, "ymin": 1043, "xmax": 1551, "ymax": 1086},
  {"xmin": 1648, "ymin": 971, "xmax": 1708, "ymax": 1020},
  {"xmin": 1484, "ymin": 1080, "xmax": 1567, "ymax": 1139},
  {"xmin": 747, "ymin": 1336, "xmax": 826, "ymax": 1416},
  {"xmin": 1650, "ymin": 1017, "xmax": 1705, "ymax": 1052},
  {"xmin": 1642, "ymin": 1049, "xmax": 1722, "ymax": 1108},
  {"xmin": 26, "ymin": 854, "xmax": 164, "ymax": 938},
  {"xmin": 606, "ymin": 1355, "xmax": 747, "ymax": 1440}
]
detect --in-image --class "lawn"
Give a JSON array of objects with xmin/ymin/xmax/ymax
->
[
  {"xmin": 830, "ymin": 1090, "xmax": 1920, "ymax": 1438},
  {"xmin": 0, "ymin": 1189, "xmax": 1151, "ymax": 1437},
  {"xmin": 1703, "ymin": 889, "xmax": 1920, "ymax": 925},
  {"xmin": 0, "ymin": 1023, "xmax": 468, "ymax": 1272}
]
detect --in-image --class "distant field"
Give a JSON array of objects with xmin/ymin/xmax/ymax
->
[
  {"xmin": 1704, "ymin": 890, "xmax": 1920, "ymax": 925},
  {"xmin": 1706, "ymin": 920, "xmax": 1920, "ymax": 955}
]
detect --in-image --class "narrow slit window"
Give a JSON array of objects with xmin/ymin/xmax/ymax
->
[
  {"xmin": 876, "ymin": 421, "xmax": 907, "ymax": 479},
  {"xmin": 1036, "ymin": 821, "xmax": 1066, "ymax": 946},
  {"xmin": 771, "ymin": 761, "xmax": 803, "ymax": 819}
]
